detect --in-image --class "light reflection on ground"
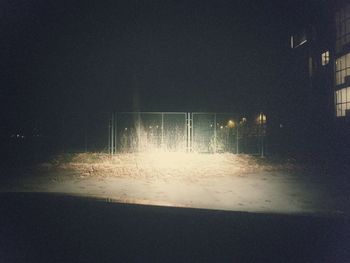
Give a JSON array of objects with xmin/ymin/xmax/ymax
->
[{"xmin": 1, "ymin": 153, "xmax": 345, "ymax": 215}]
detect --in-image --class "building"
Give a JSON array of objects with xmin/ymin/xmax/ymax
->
[
  {"xmin": 334, "ymin": 2, "xmax": 350, "ymax": 119},
  {"xmin": 290, "ymin": 0, "xmax": 350, "ymax": 155}
]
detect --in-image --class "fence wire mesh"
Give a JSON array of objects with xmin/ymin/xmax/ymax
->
[
  {"xmin": 115, "ymin": 112, "xmax": 187, "ymax": 152},
  {"xmin": 55, "ymin": 112, "xmax": 266, "ymax": 155}
]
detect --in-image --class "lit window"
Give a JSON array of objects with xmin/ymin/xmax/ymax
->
[
  {"xmin": 335, "ymin": 53, "xmax": 350, "ymax": 85},
  {"xmin": 335, "ymin": 87, "xmax": 350, "ymax": 117},
  {"xmin": 321, "ymin": 51, "xmax": 329, "ymax": 66}
]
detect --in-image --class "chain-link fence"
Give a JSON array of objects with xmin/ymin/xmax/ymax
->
[
  {"xmin": 54, "ymin": 111, "xmax": 267, "ymax": 155},
  {"xmin": 192, "ymin": 113, "xmax": 266, "ymax": 154},
  {"xmin": 1, "ymin": 111, "xmax": 268, "ymax": 168},
  {"xmin": 113, "ymin": 112, "xmax": 187, "ymax": 152}
]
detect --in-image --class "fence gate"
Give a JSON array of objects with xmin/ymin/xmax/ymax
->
[{"xmin": 108, "ymin": 112, "xmax": 266, "ymax": 154}]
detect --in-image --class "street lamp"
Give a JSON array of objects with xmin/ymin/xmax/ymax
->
[
  {"xmin": 227, "ymin": 120, "xmax": 235, "ymax": 129},
  {"xmin": 256, "ymin": 113, "xmax": 267, "ymax": 157},
  {"xmin": 257, "ymin": 113, "xmax": 267, "ymax": 125}
]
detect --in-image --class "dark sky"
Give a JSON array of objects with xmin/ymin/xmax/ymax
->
[{"xmin": 1, "ymin": 0, "xmax": 322, "ymax": 132}]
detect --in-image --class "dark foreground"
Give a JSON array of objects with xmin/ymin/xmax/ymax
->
[{"xmin": 0, "ymin": 193, "xmax": 349, "ymax": 263}]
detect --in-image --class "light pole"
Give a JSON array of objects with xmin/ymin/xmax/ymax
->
[
  {"xmin": 240, "ymin": 117, "xmax": 247, "ymax": 153},
  {"xmin": 257, "ymin": 113, "xmax": 267, "ymax": 157},
  {"xmin": 227, "ymin": 120, "xmax": 237, "ymax": 153}
]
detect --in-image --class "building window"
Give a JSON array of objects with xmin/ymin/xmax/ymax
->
[
  {"xmin": 335, "ymin": 53, "xmax": 350, "ymax": 85},
  {"xmin": 335, "ymin": 4, "xmax": 350, "ymax": 52},
  {"xmin": 321, "ymin": 51, "xmax": 329, "ymax": 66},
  {"xmin": 335, "ymin": 87, "xmax": 350, "ymax": 117}
]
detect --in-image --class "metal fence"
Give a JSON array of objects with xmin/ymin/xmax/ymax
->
[
  {"xmin": 108, "ymin": 112, "xmax": 267, "ymax": 155},
  {"xmin": 191, "ymin": 113, "xmax": 266, "ymax": 154},
  {"xmin": 53, "ymin": 111, "xmax": 267, "ymax": 155},
  {"xmin": 112, "ymin": 112, "xmax": 187, "ymax": 153}
]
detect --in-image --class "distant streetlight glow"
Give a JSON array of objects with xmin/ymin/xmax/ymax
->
[
  {"xmin": 227, "ymin": 120, "xmax": 235, "ymax": 128},
  {"xmin": 256, "ymin": 113, "xmax": 267, "ymax": 157},
  {"xmin": 257, "ymin": 113, "xmax": 267, "ymax": 125}
]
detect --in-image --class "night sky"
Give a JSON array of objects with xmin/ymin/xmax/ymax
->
[{"xmin": 1, "ymin": 0, "xmax": 324, "ymax": 134}]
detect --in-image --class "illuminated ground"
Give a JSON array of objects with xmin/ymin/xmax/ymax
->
[{"xmin": 1, "ymin": 153, "xmax": 347, "ymax": 215}]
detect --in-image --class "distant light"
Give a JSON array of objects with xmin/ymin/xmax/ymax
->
[
  {"xmin": 227, "ymin": 120, "xmax": 235, "ymax": 128},
  {"xmin": 257, "ymin": 113, "xmax": 267, "ymax": 125},
  {"xmin": 124, "ymin": 128, "xmax": 128, "ymax": 131},
  {"xmin": 149, "ymin": 126, "xmax": 152, "ymax": 129},
  {"xmin": 321, "ymin": 50, "xmax": 330, "ymax": 66},
  {"xmin": 220, "ymin": 126, "xmax": 224, "ymax": 129}
]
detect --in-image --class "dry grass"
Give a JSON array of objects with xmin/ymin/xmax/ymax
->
[{"xmin": 38, "ymin": 152, "xmax": 299, "ymax": 181}]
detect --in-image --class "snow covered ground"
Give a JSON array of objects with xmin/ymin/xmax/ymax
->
[{"xmin": 2, "ymin": 153, "xmax": 348, "ymax": 215}]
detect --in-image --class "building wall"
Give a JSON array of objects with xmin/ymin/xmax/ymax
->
[
  {"xmin": 334, "ymin": 2, "xmax": 350, "ymax": 118},
  {"xmin": 288, "ymin": 1, "xmax": 350, "ymax": 156}
]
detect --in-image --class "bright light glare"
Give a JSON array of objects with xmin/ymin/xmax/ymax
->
[
  {"xmin": 135, "ymin": 152, "xmax": 230, "ymax": 171},
  {"xmin": 42, "ymin": 152, "xmax": 329, "ymax": 214},
  {"xmin": 227, "ymin": 120, "xmax": 235, "ymax": 128}
]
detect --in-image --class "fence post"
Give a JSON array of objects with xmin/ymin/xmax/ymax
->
[
  {"xmin": 236, "ymin": 123, "xmax": 239, "ymax": 154},
  {"xmin": 187, "ymin": 113, "xmax": 190, "ymax": 152},
  {"xmin": 84, "ymin": 114, "xmax": 87, "ymax": 152},
  {"xmin": 161, "ymin": 113, "xmax": 164, "ymax": 150},
  {"xmin": 108, "ymin": 118, "xmax": 111, "ymax": 154},
  {"xmin": 111, "ymin": 112, "xmax": 114, "ymax": 155},
  {"xmin": 138, "ymin": 112, "xmax": 141, "ymax": 152},
  {"xmin": 115, "ymin": 112, "xmax": 117, "ymax": 153},
  {"xmin": 191, "ymin": 113, "xmax": 194, "ymax": 152},
  {"xmin": 214, "ymin": 113, "xmax": 217, "ymax": 153},
  {"xmin": 261, "ymin": 124, "xmax": 264, "ymax": 157}
]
